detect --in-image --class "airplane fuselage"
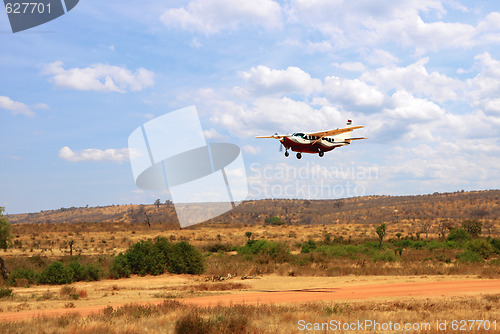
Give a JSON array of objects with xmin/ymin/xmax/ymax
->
[{"xmin": 281, "ymin": 134, "xmax": 348, "ymax": 154}]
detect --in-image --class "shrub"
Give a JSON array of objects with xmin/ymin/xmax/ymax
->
[
  {"xmin": 169, "ymin": 241, "xmax": 204, "ymax": 275},
  {"xmin": 456, "ymin": 250, "xmax": 483, "ymax": 263},
  {"xmin": 110, "ymin": 253, "xmax": 131, "ymax": 279},
  {"xmin": 0, "ymin": 287, "xmax": 13, "ymax": 298},
  {"xmin": 175, "ymin": 311, "xmax": 207, "ymax": 334},
  {"xmin": 113, "ymin": 238, "xmax": 204, "ymax": 277},
  {"xmin": 301, "ymin": 240, "xmax": 317, "ymax": 253},
  {"xmin": 264, "ymin": 216, "xmax": 285, "ymax": 226},
  {"xmin": 238, "ymin": 239, "xmax": 290, "ymax": 263},
  {"xmin": 6, "ymin": 268, "xmax": 37, "ymax": 286},
  {"xmin": 84, "ymin": 263, "xmax": 102, "ymax": 281},
  {"xmin": 203, "ymin": 243, "xmax": 232, "ymax": 253},
  {"xmin": 124, "ymin": 239, "xmax": 156, "ymax": 276},
  {"xmin": 490, "ymin": 238, "xmax": 500, "ymax": 253},
  {"xmin": 68, "ymin": 261, "xmax": 86, "ymax": 282},
  {"xmin": 38, "ymin": 261, "xmax": 73, "ymax": 285},
  {"xmin": 466, "ymin": 239, "xmax": 496, "ymax": 259},
  {"xmin": 372, "ymin": 251, "xmax": 399, "ymax": 262},
  {"xmin": 447, "ymin": 228, "xmax": 471, "ymax": 243}
]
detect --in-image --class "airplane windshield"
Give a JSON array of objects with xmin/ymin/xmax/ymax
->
[{"xmin": 293, "ymin": 133, "xmax": 305, "ymax": 138}]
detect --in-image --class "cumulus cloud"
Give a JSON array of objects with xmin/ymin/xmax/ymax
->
[
  {"xmin": 42, "ymin": 62, "xmax": 155, "ymax": 93},
  {"xmin": 239, "ymin": 65, "xmax": 322, "ymax": 96},
  {"xmin": 0, "ymin": 96, "xmax": 35, "ymax": 117},
  {"xmin": 58, "ymin": 146, "xmax": 131, "ymax": 163},
  {"xmin": 286, "ymin": 1, "xmax": 500, "ymax": 53},
  {"xmin": 208, "ymin": 96, "xmax": 345, "ymax": 138},
  {"xmin": 324, "ymin": 76, "xmax": 385, "ymax": 109},
  {"xmin": 361, "ymin": 58, "xmax": 462, "ymax": 103},
  {"xmin": 160, "ymin": 0, "xmax": 283, "ymax": 34}
]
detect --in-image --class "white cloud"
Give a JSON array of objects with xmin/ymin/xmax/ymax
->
[
  {"xmin": 385, "ymin": 90, "xmax": 445, "ymax": 122},
  {"xmin": 160, "ymin": 0, "xmax": 283, "ymax": 34},
  {"xmin": 0, "ymin": 96, "xmax": 35, "ymax": 117},
  {"xmin": 362, "ymin": 58, "xmax": 463, "ymax": 103},
  {"xmin": 208, "ymin": 96, "xmax": 345, "ymax": 138},
  {"xmin": 203, "ymin": 128, "xmax": 226, "ymax": 139},
  {"xmin": 42, "ymin": 61, "xmax": 155, "ymax": 93},
  {"xmin": 363, "ymin": 49, "xmax": 399, "ymax": 67},
  {"xmin": 332, "ymin": 61, "xmax": 366, "ymax": 72},
  {"xmin": 33, "ymin": 103, "xmax": 50, "ymax": 110},
  {"xmin": 286, "ymin": 1, "xmax": 500, "ymax": 53},
  {"xmin": 242, "ymin": 145, "xmax": 261, "ymax": 155},
  {"xmin": 239, "ymin": 65, "xmax": 322, "ymax": 96},
  {"xmin": 58, "ymin": 146, "xmax": 131, "ymax": 163},
  {"xmin": 324, "ymin": 76, "xmax": 385, "ymax": 109}
]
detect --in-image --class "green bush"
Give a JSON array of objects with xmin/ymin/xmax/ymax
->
[
  {"xmin": 6, "ymin": 268, "xmax": 37, "ymax": 286},
  {"xmin": 447, "ymin": 228, "xmax": 471, "ymax": 243},
  {"xmin": 372, "ymin": 251, "xmax": 399, "ymax": 262},
  {"xmin": 456, "ymin": 250, "xmax": 483, "ymax": 263},
  {"xmin": 264, "ymin": 216, "xmax": 285, "ymax": 226},
  {"xmin": 0, "ymin": 287, "xmax": 13, "ymax": 298},
  {"xmin": 38, "ymin": 261, "xmax": 73, "ymax": 285},
  {"xmin": 466, "ymin": 239, "xmax": 496, "ymax": 259},
  {"xmin": 110, "ymin": 253, "xmax": 131, "ymax": 279},
  {"xmin": 301, "ymin": 239, "xmax": 317, "ymax": 253},
  {"xmin": 84, "ymin": 263, "xmax": 102, "ymax": 281},
  {"xmin": 68, "ymin": 261, "xmax": 86, "ymax": 282},
  {"xmin": 238, "ymin": 239, "xmax": 290, "ymax": 263},
  {"xmin": 169, "ymin": 241, "xmax": 204, "ymax": 275},
  {"xmin": 112, "ymin": 238, "xmax": 204, "ymax": 278},
  {"xmin": 490, "ymin": 238, "xmax": 500, "ymax": 253}
]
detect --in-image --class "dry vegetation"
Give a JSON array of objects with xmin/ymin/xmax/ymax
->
[
  {"xmin": 0, "ymin": 295, "xmax": 498, "ymax": 333},
  {"xmin": 0, "ymin": 190, "xmax": 498, "ymax": 332}
]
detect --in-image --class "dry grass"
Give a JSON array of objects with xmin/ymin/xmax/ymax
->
[{"xmin": 0, "ymin": 295, "xmax": 497, "ymax": 333}]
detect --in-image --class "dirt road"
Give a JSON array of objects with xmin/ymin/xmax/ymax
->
[{"xmin": 0, "ymin": 278, "xmax": 498, "ymax": 322}]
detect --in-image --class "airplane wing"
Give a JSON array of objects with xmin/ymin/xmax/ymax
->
[
  {"xmin": 344, "ymin": 137, "xmax": 367, "ymax": 142},
  {"xmin": 308, "ymin": 125, "xmax": 364, "ymax": 138},
  {"xmin": 255, "ymin": 134, "xmax": 290, "ymax": 139},
  {"xmin": 309, "ymin": 126, "xmax": 364, "ymax": 144}
]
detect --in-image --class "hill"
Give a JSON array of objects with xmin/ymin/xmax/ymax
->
[{"xmin": 6, "ymin": 190, "xmax": 499, "ymax": 236}]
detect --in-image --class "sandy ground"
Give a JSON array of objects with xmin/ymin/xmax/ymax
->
[{"xmin": 0, "ymin": 275, "xmax": 498, "ymax": 322}]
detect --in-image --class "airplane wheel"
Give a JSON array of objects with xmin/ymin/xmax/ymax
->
[
  {"xmin": 296, "ymin": 152, "xmax": 302, "ymax": 159},
  {"xmin": 319, "ymin": 151, "xmax": 324, "ymax": 157},
  {"xmin": 285, "ymin": 151, "xmax": 289, "ymax": 157}
]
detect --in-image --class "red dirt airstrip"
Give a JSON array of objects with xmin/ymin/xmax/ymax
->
[{"xmin": 0, "ymin": 278, "xmax": 498, "ymax": 322}]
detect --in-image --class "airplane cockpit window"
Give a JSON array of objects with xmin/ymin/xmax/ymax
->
[{"xmin": 294, "ymin": 133, "xmax": 305, "ymax": 138}]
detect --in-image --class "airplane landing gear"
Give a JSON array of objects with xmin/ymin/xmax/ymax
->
[
  {"xmin": 319, "ymin": 151, "xmax": 324, "ymax": 157},
  {"xmin": 284, "ymin": 151, "xmax": 289, "ymax": 157},
  {"xmin": 296, "ymin": 152, "xmax": 302, "ymax": 159}
]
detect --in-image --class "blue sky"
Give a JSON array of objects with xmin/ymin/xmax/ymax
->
[{"xmin": 1, "ymin": 0, "xmax": 500, "ymax": 214}]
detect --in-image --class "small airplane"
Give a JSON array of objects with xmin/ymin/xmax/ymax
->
[{"xmin": 256, "ymin": 120, "xmax": 366, "ymax": 159}]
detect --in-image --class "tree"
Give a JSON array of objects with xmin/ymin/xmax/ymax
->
[
  {"xmin": 0, "ymin": 208, "xmax": 12, "ymax": 281},
  {"xmin": 0, "ymin": 207, "xmax": 12, "ymax": 251},
  {"xmin": 375, "ymin": 223, "xmax": 387, "ymax": 250},
  {"xmin": 438, "ymin": 219, "xmax": 454, "ymax": 240},
  {"xmin": 154, "ymin": 199, "xmax": 161, "ymax": 208},
  {"xmin": 461, "ymin": 219, "xmax": 482, "ymax": 238},
  {"xmin": 245, "ymin": 232, "xmax": 253, "ymax": 241}
]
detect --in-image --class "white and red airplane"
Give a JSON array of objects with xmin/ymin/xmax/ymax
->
[{"xmin": 256, "ymin": 120, "xmax": 366, "ymax": 159}]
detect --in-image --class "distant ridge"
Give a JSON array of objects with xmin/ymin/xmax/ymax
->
[{"xmin": 6, "ymin": 190, "xmax": 499, "ymax": 233}]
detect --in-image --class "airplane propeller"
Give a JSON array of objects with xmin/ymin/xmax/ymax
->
[{"xmin": 276, "ymin": 133, "xmax": 284, "ymax": 152}]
